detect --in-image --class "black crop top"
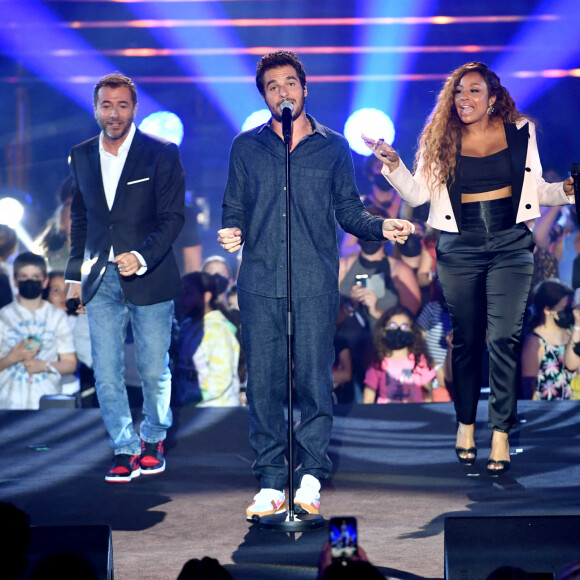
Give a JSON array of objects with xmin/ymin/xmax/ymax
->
[{"xmin": 457, "ymin": 148, "xmax": 511, "ymax": 194}]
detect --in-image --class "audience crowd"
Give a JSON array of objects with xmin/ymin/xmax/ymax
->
[{"xmin": 2, "ymin": 175, "xmax": 580, "ymax": 411}]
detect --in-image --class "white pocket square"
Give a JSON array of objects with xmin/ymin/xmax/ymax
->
[{"xmin": 127, "ymin": 177, "xmax": 150, "ymax": 185}]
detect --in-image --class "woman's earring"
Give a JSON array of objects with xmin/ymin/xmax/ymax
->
[{"xmin": 486, "ymin": 103, "xmax": 495, "ymax": 116}]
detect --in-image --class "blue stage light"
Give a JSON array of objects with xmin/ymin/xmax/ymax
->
[
  {"xmin": 0, "ymin": 0, "xmax": 164, "ymax": 119},
  {"xmin": 241, "ymin": 109, "xmax": 271, "ymax": 132},
  {"xmin": 344, "ymin": 108, "xmax": 395, "ymax": 156},
  {"xmin": 493, "ymin": 0, "xmax": 580, "ymax": 109},
  {"xmin": 139, "ymin": 111, "xmax": 184, "ymax": 146},
  {"xmin": 0, "ymin": 197, "xmax": 25, "ymax": 228}
]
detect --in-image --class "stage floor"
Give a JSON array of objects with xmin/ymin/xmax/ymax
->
[{"xmin": 2, "ymin": 401, "xmax": 579, "ymax": 579}]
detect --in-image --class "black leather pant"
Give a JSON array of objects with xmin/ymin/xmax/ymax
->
[{"xmin": 436, "ymin": 224, "xmax": 534, "ymax": 432}]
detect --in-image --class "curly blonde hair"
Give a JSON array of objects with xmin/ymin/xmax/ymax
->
[{"xmin": 414, "ymin": 62, "xmax": 524, "ymax": 188}]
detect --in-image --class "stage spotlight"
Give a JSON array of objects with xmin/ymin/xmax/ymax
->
[
  {"xmin": 0, "ymin": 197, "xmax": 25, "ymax": 228},
  {"xmin": 241, "ymin": 109, "xmax": 271, "ymax": 132},
  {"xmin": 139, "ymin": 111, "xmax": 184, "ymax": 146},
  {"xmin": 344, "ymin": 108, "xmax": 395, "ymax": 156}
]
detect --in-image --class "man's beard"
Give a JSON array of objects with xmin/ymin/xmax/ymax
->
[{"xmin": 98, "ymin": 115, "xmax": 134, "ymax": 140}]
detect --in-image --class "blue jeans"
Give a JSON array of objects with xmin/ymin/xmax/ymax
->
[
  {"xmin": 86, "ymin": 264, "xmax": 173, "ymax": 455},
  {"xmin": 238, "ymin": 289, "xmax": 338, "ymax": 490}
]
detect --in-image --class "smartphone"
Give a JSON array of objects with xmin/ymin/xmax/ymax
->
[
  {"xmin": 25, "ymin": 336, "xmax": 43, "ymax": 350},
  {"xmin": 355, "ymin": 274, "xmax": 368, "ymax": 288},
  {"xmin": 329, "ymin": 516, "xmax": 358, "ymax": 561}
]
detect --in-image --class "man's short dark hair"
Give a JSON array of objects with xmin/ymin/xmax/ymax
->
[
  {"xmin": 13, "ymin": 252, "xmax": 48, "ymax": 278},
  {"xmin": 256, "ymin": 50, "xmax": 307, "ymax": 96},
  {"xmin": 93, "ymin": 72, "xmax": 138, "ymax": 107}
]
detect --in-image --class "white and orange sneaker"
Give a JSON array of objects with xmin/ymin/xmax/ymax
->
[
  {"xmin": 293, "ymin": 474, "xmax": 321, "ymax": 515},
  {"xmin": 246, "ymin": 489, "xmax": 286, "ymax": 522}
]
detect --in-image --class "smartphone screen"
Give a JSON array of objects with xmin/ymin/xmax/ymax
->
[
  {"xmin": 355, "ymin": 274, "xmax": 368, "ymax": 288},
  {"xmin": 329, "ymin": 516, "xmax": 358, "ymax": 561}
]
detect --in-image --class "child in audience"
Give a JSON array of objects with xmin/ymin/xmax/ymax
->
[
  {"xmin": 363, "ymin": 305, "xmax": 436, "ymax": 403},
  {"xmin": 521, "ymin": 279, "xmax": 574, "ymax": 400},
  {"xmin": 0, "ymin": 252, "xmax": 77, "ymax": 409}
]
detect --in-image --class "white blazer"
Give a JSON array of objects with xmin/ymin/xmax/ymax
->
[{"xmin": 382, "ymin": 119, "xmax": 572, "ymax": 233}]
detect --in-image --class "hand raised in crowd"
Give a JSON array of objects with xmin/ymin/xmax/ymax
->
[{"xmin": 361, "ymin": 134, "xmax": 400, "ymax": 172}]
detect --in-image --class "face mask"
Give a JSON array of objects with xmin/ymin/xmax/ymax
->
[
  {"xmin": 384, "ymin": 328, "xmax": 414, "ymax": 350},
  {"xmin": 358, "ymin": 240, "xmax": 383, "ymax": 255},
  {"xmin": 555, "ymin": 306, "xmax": 575, "ymax": 329},
  {"xmin": 18, "ymin": 280, "xmax": 44, "ymax": 300},
  {"xmin": 373, "ymin": 174, "xmax": 392, "ymax": 192}
]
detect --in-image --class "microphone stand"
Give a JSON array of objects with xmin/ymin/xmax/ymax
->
[{"xmin": 259, "ymin": 111, "xmax": 324, "ymax": 533}]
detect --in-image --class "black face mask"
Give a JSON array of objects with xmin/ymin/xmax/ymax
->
[
  {"xmin": 384, "ymin": 328, "xmax": 414, "ymax": 350},
  {"xmin": 373, "ymin": 174, "xmax": 392, "ymax": 192},
  {"xmin": 555, "ymin": 306, "xmax": 575, "ymax": 329},
  {"xmin": 18, "ymin": 280, "xmax": 44, "ymax": 300},
  {"xmin": 358, "ymin": 240, "xmax": 384, "ymax": 255}
]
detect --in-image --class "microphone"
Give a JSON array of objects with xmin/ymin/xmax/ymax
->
[
  {"xmin": 281, "ymin": 100, "xmax": 294, "ymax": 144},
  {"xmin": 572, "ymin": 163, "xmax": 580, "ymax": 219}
]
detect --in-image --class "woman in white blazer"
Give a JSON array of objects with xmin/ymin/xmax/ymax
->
[{"xmin": 364, "ymin": 62, "xmax": 575, "ymax": 476}]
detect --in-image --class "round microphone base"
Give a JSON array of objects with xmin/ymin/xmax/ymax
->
[{"xmin": 258, "ymin": 512, "xmax": 324, "ymax": 532}]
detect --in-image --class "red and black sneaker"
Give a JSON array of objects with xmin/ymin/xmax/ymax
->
[
  {"xmin": 139, "ymin": 440, "xmax": 166, "ymax": 475},
  {"xmin": 105, "ymin": 454, "xmax": 141, "ymax": 483}
]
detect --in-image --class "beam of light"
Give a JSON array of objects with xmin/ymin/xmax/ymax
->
[
  {"xmin": 126, "ymin": 2, "xmax": 264, "ymax": 131},
  {"xmin": 35, "ymin": 14, "xmax": 558, "ymax": 29},
  {"xmin": 3, "ymin": 69, "xmax": 580, "ymax": 86},
  {"xmin": 493, "ymin": 0, "xmax": 580, "ymax": 109},
  {"xmin": 24, "ymin": 44, "xmax": 517, "ymax": 58},
  {"xmin": 0, "ymin": 0, "xmax": 164, "ymax": 120},
  {"xmin": 344, "ymin": 109, "xmax": 395, "ymax": 156},
  {"xmin": 0, "ymin": 198, "xmax": 25, "ymax": 228},
  {"xmin": 351, "ymin": 0, "xmax": 436, "ymax": 134}
]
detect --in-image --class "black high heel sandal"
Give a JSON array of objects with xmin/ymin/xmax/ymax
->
[
  {"xmin": 486, "ymin": 459, "xmax": 511, "ymax": 476},
  {"xmin": 487, "ymin": 431, "xmax": 511, "ymax": 476},
  {"xmin": 455, "ymin": 446, "xmax": 477, "ymax": 466}
]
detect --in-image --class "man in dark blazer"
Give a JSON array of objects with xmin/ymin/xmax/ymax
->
[{"xmin": 65, "ymin": 73, "xmax": 185, "ymax": 483}]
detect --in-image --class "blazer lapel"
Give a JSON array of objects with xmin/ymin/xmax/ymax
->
[
  {"xmin": 89, "ymin": 138, "xmax": 109, "ymax": 209},
  {"xmin": 111, "ymin": 129, "xmax": 143, "ymax": 213},
  {"xmin": 505, "ymin": 122, "xmax": 529, "ymax": 214}
]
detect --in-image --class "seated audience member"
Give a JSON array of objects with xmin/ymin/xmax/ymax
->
[
  {"xmin": 177, "ymin": 556, "xmax": 233, "ymax": 580},
  {"xmin": 363, "ymin": 305, "xmax": 436, "ymax": 404},
  {"xmin": 173, "ymin": 272, "xmax": 241, "ymax": 407},
  {"xmin": 318, "ymin": 541, "xmax": 384, "ymax": 580},
  {"xmin": 201, "ymin": 255, "xmax": 234, "ymax": 301},
  {"xmin": 521, "ymin": 279, "xmax": 575, "ymax": 400},
  {"xmin": 416, "ymin": 280, "xmax": 452, "ymax": 401},
  {"xmin": 43, "ymin": 271, "xmax": 93, "ymax": 397},
  {"xmin": 0, "ymin": 502, "xmax": 30, "ymax": 580},
  {"xmin": 339, "ymin": 220, "xmax": 421, "ymax": 321},
  {"xmin": 0, "ymin": 252, "xmax": 77, "ymax": 409}
]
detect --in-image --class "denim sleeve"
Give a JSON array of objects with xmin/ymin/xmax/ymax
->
[
  {"xmin": 332, "ymin": 139, "xmax": 385, "ymax": 241},
  {"xmin": 222, "ymin": 138, "xmax": 247, "ymax": 241}
]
